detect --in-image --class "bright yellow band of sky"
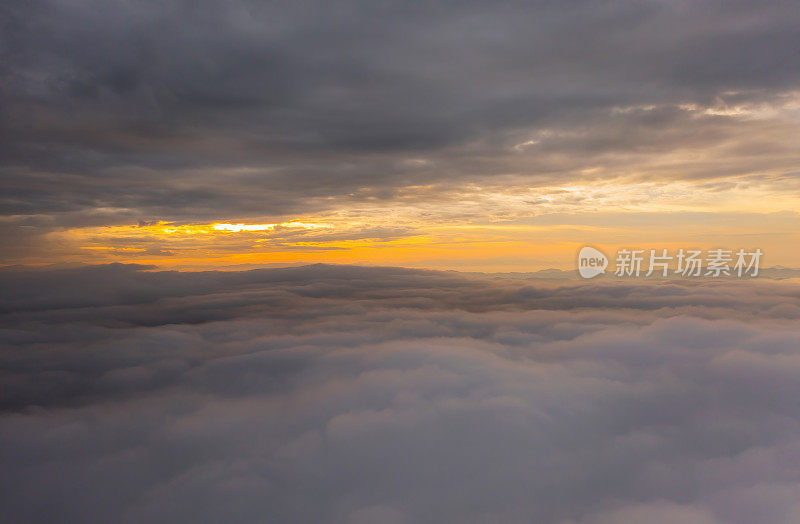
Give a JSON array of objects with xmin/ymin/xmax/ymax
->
[{"xmin": 9, "ymin": 176, "xmax": 798, "ymax": 272}]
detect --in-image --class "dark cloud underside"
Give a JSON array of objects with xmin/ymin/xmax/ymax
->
[{"xmin": 3, "ymin": 0, "xmax": 800, "ymax": 225}]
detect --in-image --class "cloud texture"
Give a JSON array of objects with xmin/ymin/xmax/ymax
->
[
  {"xmin": 2, "ymin": 264, "xmax": 800, "ymax": 522},
  {"xmin": 3, "ymin": 0, "xmax": 800, "ymax": 267}
]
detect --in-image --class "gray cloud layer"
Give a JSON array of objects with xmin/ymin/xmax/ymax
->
[
  {"xmin": 3, "ymin": 0, "xmax": 800, "ymax": 228},
  {"xmin": 2, "ymin": 264, "xmax": 800, "ymax": 522}
]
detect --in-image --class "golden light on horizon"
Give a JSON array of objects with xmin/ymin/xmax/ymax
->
[{"xmin": 4, "ymin": 175, "xmax": 799, "ymax": 271}]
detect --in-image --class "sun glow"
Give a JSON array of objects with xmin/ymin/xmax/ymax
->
[
  {"xmin": 7, "ymin": 175, "xmax": 800, "ymax": 271},
  {"xmin": 213, "ymin": 223, "xmax": 276, "ymax": 232},
  {"xmin": 212, "ymin": 222, "xmax": 331, "ymax": 232}
]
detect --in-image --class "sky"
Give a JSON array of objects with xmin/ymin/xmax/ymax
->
[{"xmin": 3, "ymin": 0, "xmax": 800, "ymax": 271}]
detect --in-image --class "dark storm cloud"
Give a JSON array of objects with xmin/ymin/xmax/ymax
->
[
  {"xmin": 2, "ymin": 0, "xmax": 800, "ymax": 226},
  {"xmin": 2, "ymin": 264, "xmax": 800, "ymax": 522}
]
